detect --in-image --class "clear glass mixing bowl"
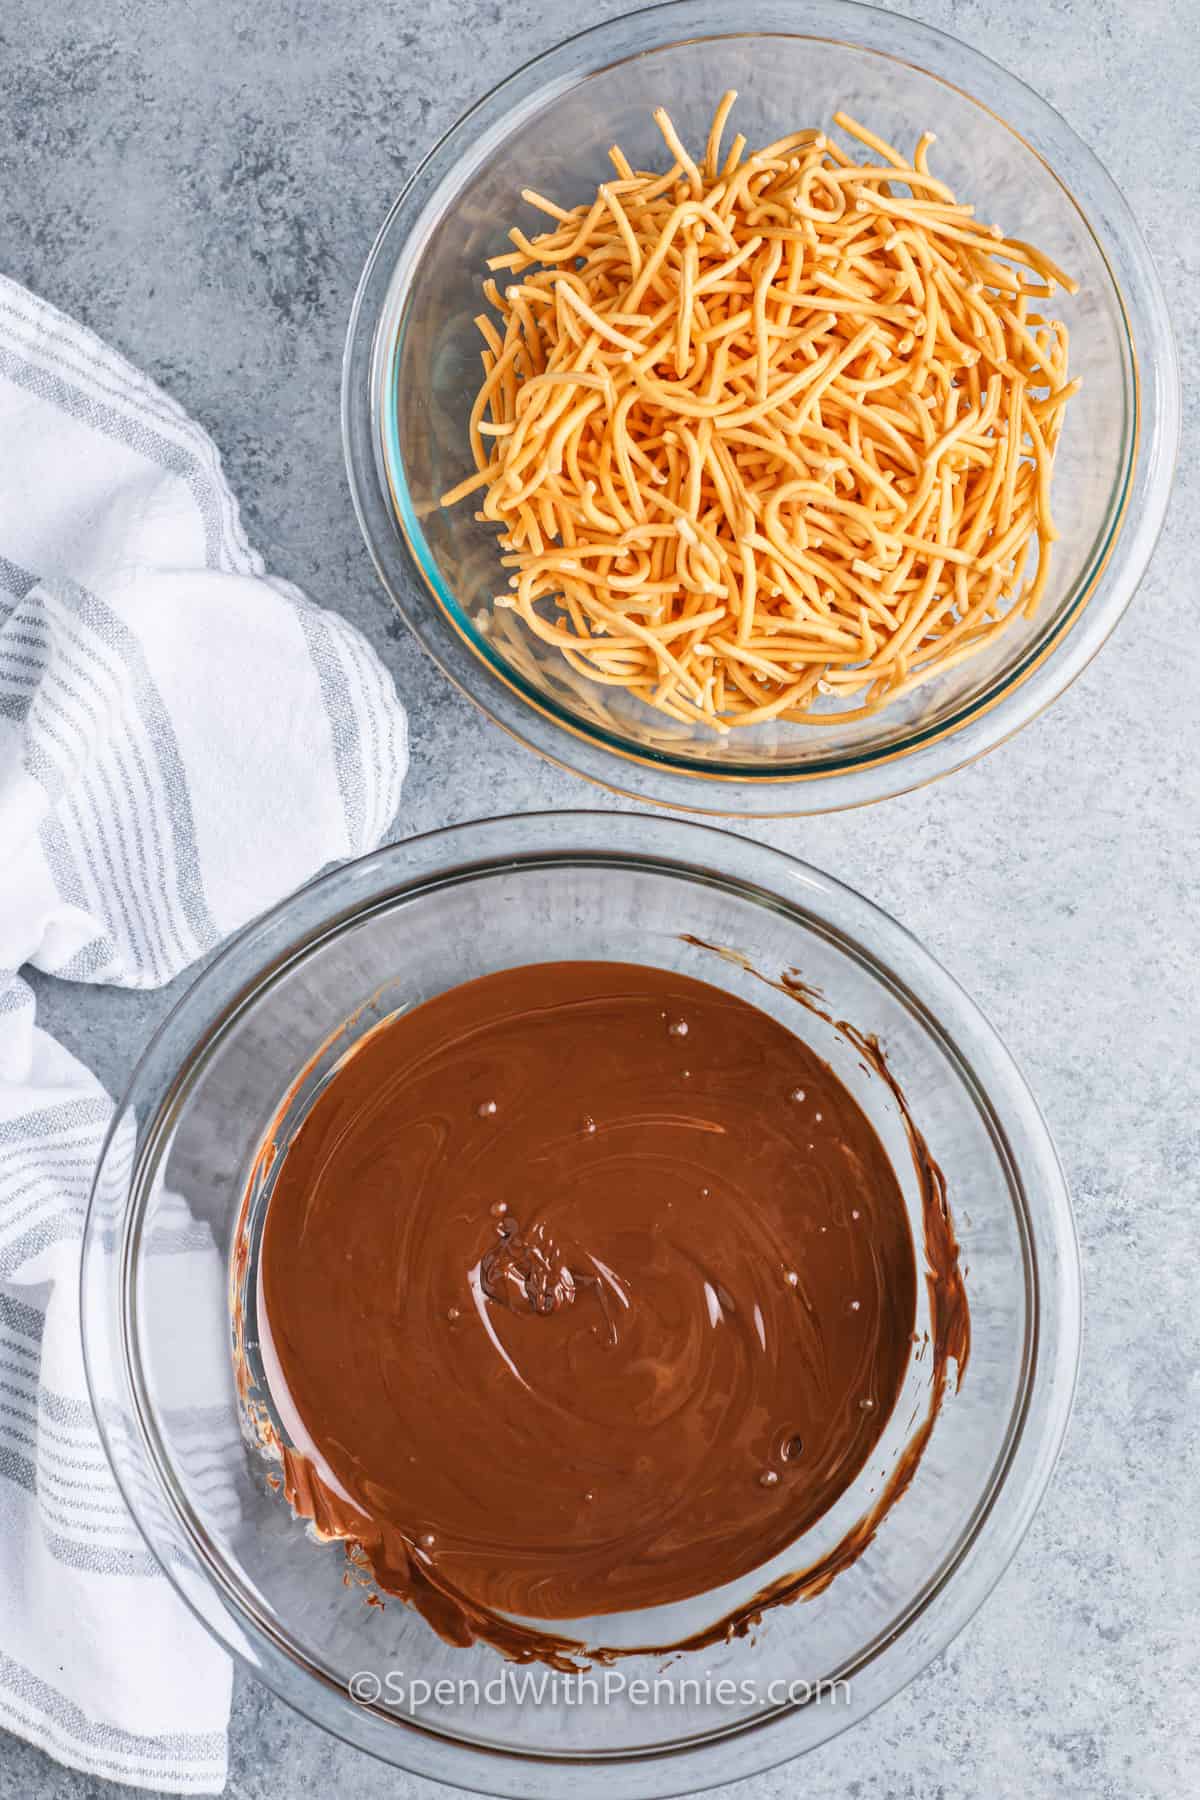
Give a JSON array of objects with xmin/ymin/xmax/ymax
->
[
  {"xmin": 82, "ymin": 813, "xmax": 1080, "ymax": 1796},
  {"xmin": 342, "ymin": 0, "xmax": 1177, "ymax": 815}
]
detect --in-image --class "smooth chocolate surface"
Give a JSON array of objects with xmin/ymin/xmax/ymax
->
[{"xmin": 256, "ymin": 961, "xmax": 932, "ymax": 1656}]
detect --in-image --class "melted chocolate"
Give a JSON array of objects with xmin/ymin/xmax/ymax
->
[{"xmin": 249, "ymin": 958, "xmax": 967, "ymax": 1665}]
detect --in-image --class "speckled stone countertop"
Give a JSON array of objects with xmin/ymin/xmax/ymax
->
[{"xmin": 1, "ymin": 1, "xmax": 1196, "ymax": 1796}]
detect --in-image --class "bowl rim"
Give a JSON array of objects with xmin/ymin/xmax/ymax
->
[
  {"xmin": 82, "ymin": 810, "xmax": 1083, "ymax": 1796},
  {"xmin": 342, "ymin": 0, "xmax": 1179, "ymax": 818}
]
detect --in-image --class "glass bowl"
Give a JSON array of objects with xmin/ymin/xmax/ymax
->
[
  {"xmin": 82, "ymin": 812, "xmax": 1081, "ymax": 1796},
  {"xmin": 342, "ymin": 0, "xmax": 1177, "ymax": 817}
]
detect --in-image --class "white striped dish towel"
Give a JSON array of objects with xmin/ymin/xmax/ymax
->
[{"xmin": 0, "ymin": 272, "xmax": 408, "ymax": 1792}]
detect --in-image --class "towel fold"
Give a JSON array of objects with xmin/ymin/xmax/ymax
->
[{"xmin": 0, "ymin": 271, "xmax": 408, "ymax": 1791}]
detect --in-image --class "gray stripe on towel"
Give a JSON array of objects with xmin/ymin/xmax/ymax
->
[{"xmin": 0, "ymin": 343, "xmax": 226, "ymax": 570}]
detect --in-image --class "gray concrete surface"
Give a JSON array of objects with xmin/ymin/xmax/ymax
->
[{"xmin": 1, "ymin": 0, "xmax": 1197, "ymax": 1795}]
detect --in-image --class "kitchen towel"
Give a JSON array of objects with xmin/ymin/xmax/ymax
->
[{"xmin": 0, "ymin": 271, "xmax": 408, "ymax": 1791}]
